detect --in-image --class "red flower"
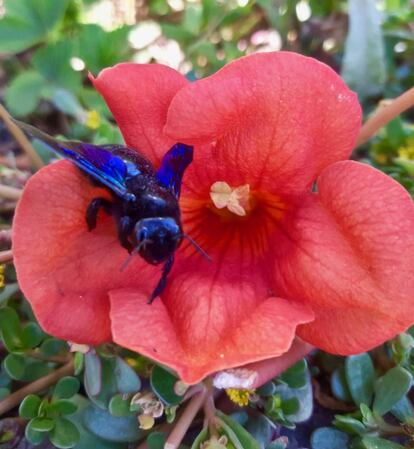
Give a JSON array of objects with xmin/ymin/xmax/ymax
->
[{"xmin": 13, "ymin": 52, "xmax": 414, "ymax": 384}]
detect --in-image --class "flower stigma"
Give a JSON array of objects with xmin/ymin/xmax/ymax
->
[{"xmin": 210, "ymin": 181, "xmax": 251, "ymax": 217}]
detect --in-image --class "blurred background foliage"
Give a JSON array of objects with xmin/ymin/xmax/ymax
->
[
  {"xmin": 0, "ymin": 0, "xmax": 414, "ymax": 191},
  {"xmin": 1, "ymin": 1, "xmax": 414, "ymax": 449}
]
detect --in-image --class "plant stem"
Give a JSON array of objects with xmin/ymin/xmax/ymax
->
[
  {"xmin": 164, "ymin": 385, "xmax": 207, "ymax": 449},
  {"xmin": 203, "ymin": 389, "xmax": 218, "ymax": 437},
  {"xmin": 0, "ymin": 250, "xmax": 13, "ymax": 263},
  {"xmin": 0, "ymin": 184, "xmax": 22, "ymax": 201},
  {"xmin": 356, "ymin": 86, "xmax": 414, "ymax": 147},
  {"xmin": 0, "ymin": 103, "xmax": 44, "ymax": 170},
  {"xmin": 0, "ymin": 359, "xmax": 74, "ymax": 416},
  {"xmin": 27, "ymin": 350, "xmax": 71, "ymax": 365}
]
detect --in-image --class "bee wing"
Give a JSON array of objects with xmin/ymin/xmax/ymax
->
[
  {"xmin": 13, "ymin": 120, "xmax": 135, "ymax": 201},
  {"xmin": 156, "ymin": 143, "xmax": 193, "ymax": 198}
]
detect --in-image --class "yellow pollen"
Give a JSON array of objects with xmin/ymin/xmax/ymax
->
[
  {"xmin": 225, "ymin": 388, "xmax": 254, "ymax": 407},
  {"xmin": 0, "ymin": 264, "xmax": 5, "ymax": 288},
  {"xmin": 210, "ymin": 182, "xmax": 251, "ymax": 216},
  {"xmin": 85, "ymin": 110, "xmax": 101, "ymax": 130}
]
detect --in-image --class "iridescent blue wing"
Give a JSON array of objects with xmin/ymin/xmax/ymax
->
[
  {"xmin": 13, "ymin": 120, "xmax": 136, "ymax": 201},
  {"xmin": 156, "ymin": 143, "xmax": 193, "ymax": 198}
]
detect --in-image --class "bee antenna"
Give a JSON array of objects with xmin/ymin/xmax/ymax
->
[
  {"xmin": 119, "ymin": 242, "xmax": 145, "ymax": 272},
  {"xmin": 182, "ymin": 234, "xmax": 212, "ymax": 262}
]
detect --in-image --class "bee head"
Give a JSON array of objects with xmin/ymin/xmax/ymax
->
[{"xmin": 134, "ymin": 217, "xmax": 182, "ymax": 265}]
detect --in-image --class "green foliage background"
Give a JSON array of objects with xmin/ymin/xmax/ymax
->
[{"xmin": 0, "ymin": 1, "xmax": 414, "ymax": 449}]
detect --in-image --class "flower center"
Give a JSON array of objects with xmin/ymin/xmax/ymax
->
[
  {"xmin": 181, "ymin": 183, "xmax": 287, "ymax": 262},
  {"xmin": 210, "ymin": 181, "xmax": 252, "ymax": 217}
]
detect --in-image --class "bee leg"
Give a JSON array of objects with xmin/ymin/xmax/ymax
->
[
  {"xmin": 86, "ymin": 197, "xmax": 113, "ymax": 231},
  {"xmin": 117, "ymin": 216, "xmax": 134, "ymax": 253},
  {"xmin": 147, "ymin": 255, "xmax": 174, "ymax": 304}
]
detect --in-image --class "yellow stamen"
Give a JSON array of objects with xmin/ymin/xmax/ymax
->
[
  {"xmin": 210, "ymin": 182, "xmax": 251, "ymax": 216},
  {"xmin": 0, "ymin": 264, "xmax": 5, "ymax": 288},
  {"xmin": 225, "ymin": 388, "xmax": 254, "ymax": 407},
  {"xmin": 85, "ymin": 110, "xmax": 101, "ymax": 130}
]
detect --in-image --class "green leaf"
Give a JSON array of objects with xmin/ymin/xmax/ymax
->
[
  {"xmin": 66, "ymin": 395, "xmax": 127, "ymax": 449},
  {"xmin": 331, "ymin": 367, "xmax": 353, "ymax": 402},
  {"xmin": 76, "ymin": 24, "xmax": 132, "ymax": 74},
  {"xmin": 279, "ymin": 359, "xmax": 307, "ymax": 389},
  {"xmin": 373, "ymin": 367, "xmax": 412, "ymax": 415},
  {"xmin": 84, "ymin": 352, "xmax": 102, "ymax": 398},
  {"xmin": 83, "ymin": 405, "xmax": 143, "ymax": 443},
  {"xmin": 51, "ymin": 88, "xmax": 85, "ymax": 119},
  {"xmin": 109, "ymin": 394, "xmax": 132, "ymax": 417},
  {"xmin": 50, "ymin": 400, "xmax": 78, "ymax": 416},
  {"xmin": 190, "ymin": 428, "xmax": 208, "ymax": 449},
  {"xmin": 114, "ymin": 356, "xmax": 141, "ymax": 394},
  {"xmin": 33, "ymin": 40, "xmax": 81, "ymax": 91},
  {"xmin": 345, "ymin": 354, "xmax": 375, "ymax": 406},
  {"xmin": 30, "ymin": 417, "xmax": 55, "ymax": 432},
  {"xmin": 0, "ymin": 0, "xmax": 69, "ymax": 53},
  {"xmin": 216, "ymin": 411, "xmax": 260, "ymax": 449},
  {"xmin": 147, "ymin": 431, "xmax": 167, "ymax": 449},
  {"xmin": 0, "ymin": 307, "xmax": 23, "ymax": 352},
  {"xmin": 19, "ymin": 394, "xmax": 41, "ymax": 419},
  {"xmin": 0, "ymin": 283, "xmax": 19, "ymax": 307},
  {"xmin": 21, "ymin": 359, "xmax": 53, "ymax": 382},
  {"xmin": 40, "ymin": 338, "xmax": 68, "ymax": 357},
  {"xmin": 257, "ymin": 382, "xmax": 276, "ymax": 397},
  {"xmin": 6, "ymin": 356, "xmax": 53, "ymax": 382},
  {"xmin": 21, "ymin": 322, "xmax": 45, "ymax": 349},
  {"xmin": 362, "ymin": 437, "xmax": 405, "ymax": 449},
  {"xmin": 391, "ymin": 396, "xmax": 414, "ymax": 424},
  {"xmin": 3, "ymin": 354, "xmax": 25, "ymax": 379},
  {"xmin": 151, "ymin": 365, "xmax": 183, "ymax": 406},
  {"xmin": 183, "ymin": 4, "xmax": 203, "ymax": 34},
  {"xmin": 25, "ymin": 420, "xmax": 46, "ymax": 445},
  {"xmin": 54, "ymin": 377, "xmax": 80, "ymax": 400},
  {"xmin": 273, "ymin": 369, "xmax": 313, "ymax": 423},
  {"xmin": 50, "ymin": 417, "xmax": 80, "ymax": 449},
  {"xmin": 85, "ymin": 355, "xmax": 133, "ymax": 409},
  {"xmin": 281, "ymin": 397, "xmax": 300, "ymax": 415},
  {"xmin": 341, "ymin": 0, "xmax": 386, "ymax": 100},
  {"xmin": 5, "ymin": 71, "xmax": 46, "ymax": 117},
  {"xmin": 244, "ymin": 414, "xmax": 274, "ymax": 449},
  {"xmin": 74, "ymin": 352, "xmax": 84, "ymax": 376},
  {"xmin": 333, "ymin": 415, "xmax": 366, "ymax": 436},
  {"xmin": 310, "ymin": 428, "xmax": 349, "ymax": 449}
]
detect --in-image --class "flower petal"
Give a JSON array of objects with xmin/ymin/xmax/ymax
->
[
  {"xmin": 164, "ymin": 52, "xmax": 361, "ymax": 195},
  {"xmin": 273, "ymin": 161, "xmax": 414, "ymax": 354},
  {"xmin": 110, "ymin": 260, "xmax": 313, "ymax": 384},
  {"xmin": 91, "ymin": 63, "xmax": 188, "ymax": 163},
  {"xmin": 12, "ymin": 161, "xmax": 158, "ymax": 344}
]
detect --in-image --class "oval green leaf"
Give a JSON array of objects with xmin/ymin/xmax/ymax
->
[
  {"xmin": 311, "ymin": 427, "xmax": 349, "ymax": 449},
  {"xmin": 345, "ymin": 354, "xmax": 375, "ymax": 406},
  {"xmin": 19, "ymin": 394, "xmax": 41, "ymax": 419},
  {"xmin": 50, "ymin": 417, "xmax": 80, "ymax": 449},
  {"xmin": 54, "ymin": 377, "xmax": 80, "ymax": 400},
  {"xmin": 150, "ymin": 365, "xmax": 183, "ymax": 406},
  {"xmin": 373, "ymin": 367, "xmax": 412, "ymax": 416}
]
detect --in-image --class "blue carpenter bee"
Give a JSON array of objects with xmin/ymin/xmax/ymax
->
[{"xmin": 14, "ymin": 120, "xmax": 201, "ymax": 304}]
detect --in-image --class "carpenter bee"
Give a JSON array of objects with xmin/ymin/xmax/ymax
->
[{"xmin": 14, "ymin": 120, "xmax": 198, "ymax": 304}]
